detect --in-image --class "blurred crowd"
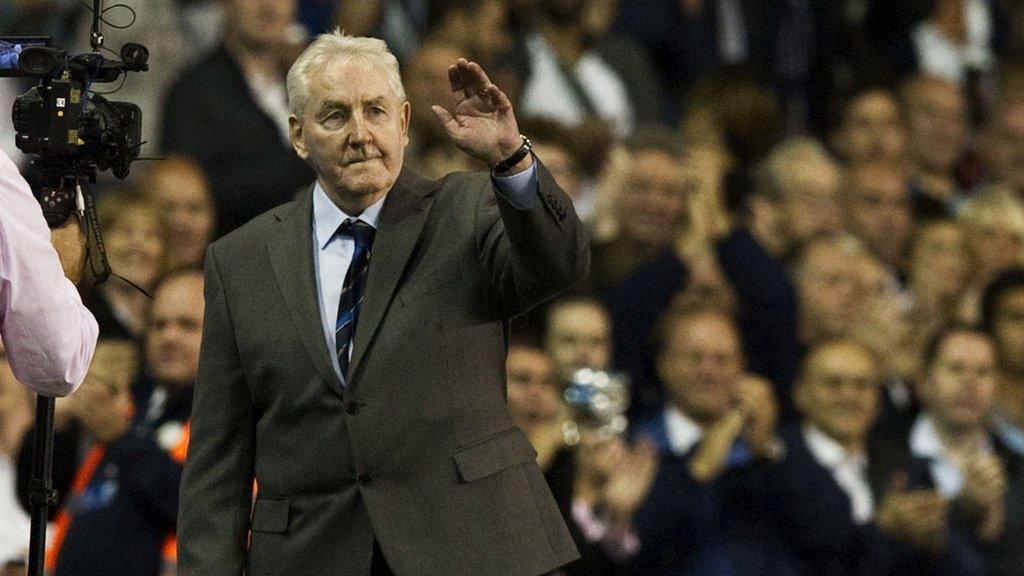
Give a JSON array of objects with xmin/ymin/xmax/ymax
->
[{"xmin": 3, "ymin": 0, "xmax": 1024, "ymax": 574}]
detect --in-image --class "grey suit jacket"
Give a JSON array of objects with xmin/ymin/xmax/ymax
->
[{"xmin": 177, "ymin": 162, "xmax": 587, "ymax": 576}]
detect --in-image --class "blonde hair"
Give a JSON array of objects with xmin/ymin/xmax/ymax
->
[
  {"xmin": 286, "ymin": 31, "xmax": 406, "ymax": 118},
  {"xmin": 958, "ymin": 184, "xmax": 1024, "ymax": 258}
]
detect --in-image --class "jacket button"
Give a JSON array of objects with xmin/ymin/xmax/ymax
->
[
  {"xmin": 358, "ymin": 473, "xmax": 374, "ymax": 486},
  {"xmin": 345, "ymin": 401, "xmax": 360, "ymax": 415}
]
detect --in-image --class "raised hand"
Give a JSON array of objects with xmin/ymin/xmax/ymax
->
[{"xmin": 431, "ymin": 59, "xmax": 529, "ymax": 172}]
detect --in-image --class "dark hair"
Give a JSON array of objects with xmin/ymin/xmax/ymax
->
[
  {"xmin": 921, "ymin": 324, "xmax": 993, "ymax": 371},
  {"xmin": 826, "ymin": 80, "xmax": 899, "ymax": 136},
  {"xmin": 149, "ymin": 266, "xmax": 204, "ymax": 300},
  {"xmin": 980, "ymin": 267, "xmax": 1024, "ymax": 333}
]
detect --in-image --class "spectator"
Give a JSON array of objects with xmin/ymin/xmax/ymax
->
[
  {"xmin": 161, "ymin": 0, "xmax": 315, "ymax": 236},
  {"xmin": 978, "ymin": 97, "xmax": 1024, "ymax": 200},
  {"xmin": 908, "ymin": 325, "xmax": 1024, "ymax": 575},
  {"xmin": 829, "ymin": 85, "xmax": 907, "ymax": 166},
  {"xmin": 544, "ymin": 298, "xmax": 614, "ymax": 385},
  {"xmin": 957, "ymin": 184, "xmax": 1024, "ymax": 321},
  {"xmin": 901, "ymin": 75, "xmax": 970, "ymax": 219},
  {"xmin": 981, "ymin": 269, "xmax": 1024, "ymax": 456},
  {"xmin": 795, "ymin": 239, "xmax": 870, "ymax": 347},
  {"xmin": 715, "ymin": 137, "xmax": 842, "ymax": 420},
  {"xmin": 83, "ymin": 188, "xmax": 165, "ymax": 340},
  {"xmin": 142, "ymin": 156, "xmax": 216, "ymax": 270},
  {"xmin": 775, "ymin": 340, "xmax": 950, "ymax": 575},
  {"xmin": 589, "ymin": 127, "xmax": 689, "ymax": 293},
  {"xmin": 626, "ymin": 309, "xmax": 792, "ymax": 576},
  {"xmin": 403, "ymin": 41, "xmax": 467, "ymax": 166},
  {"xmin": 843, "ymin": 161, "xmax": 914, "ymax": 275},
  {"xmin": 519, "ymin": 0, "xmax": 637, "ymax": 136},
  {"xmin": 907, "ymin": 218, "xmax": 970, "ymax": 329},
  {"xmin": 506, "ymin": 342, "xmax": 646, "ymax": 576},
  {"xmin": 516, "ymin": 117, "xmax": 591, "ymax": 221}
]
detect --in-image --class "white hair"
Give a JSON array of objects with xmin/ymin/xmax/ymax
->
[{"xmin": 286, "ymin": 31, "xmax": 406, "ymax": 118}]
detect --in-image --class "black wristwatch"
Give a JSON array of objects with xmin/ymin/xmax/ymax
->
[{"xmin": 491, "ymin": 134, "xmax": 533, "ymax": 175}]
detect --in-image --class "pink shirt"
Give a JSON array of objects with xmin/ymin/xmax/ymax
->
[{"xmin": 0, "ymin": 150, "xmax": 97, "ymax": 396}]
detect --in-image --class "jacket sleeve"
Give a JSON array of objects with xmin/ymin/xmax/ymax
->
[
  {"xmin": 475, "ymin": 159, "xmax": 590, "ymax": 319},
  {"xmin": 176, "ymin": 245, "xmax": 255, "ymax": 576}
]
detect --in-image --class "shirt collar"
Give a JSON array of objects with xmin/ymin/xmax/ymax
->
[
  {"xmin": 664, "ymin": 405, "xmax": 703, "ymax": 456},
  {"xmin": 909, "ymin": 414, "xmax": 944, "ymax": 459},
  {"xmin": 312, "ymin": 180, "xmax": 386, "ymax": 250},
  {"xmin": 803, "ymin": 424, "xmax": 866, "ymax": 470}
]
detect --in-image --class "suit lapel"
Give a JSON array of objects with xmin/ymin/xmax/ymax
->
[
  {"xmin": 347, "ymin": 168, "xmax": 437, "ymax": 386},
  {"xmin": 267, "ymin": 190, "xmax": 346, "ymax": 396}
]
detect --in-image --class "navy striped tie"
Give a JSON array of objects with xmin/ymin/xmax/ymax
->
[{"xmin": 335, "ymin": 218, "xmax": 375, "ymax": 379}]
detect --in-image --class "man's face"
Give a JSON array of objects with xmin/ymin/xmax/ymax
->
[
  {"xmin": 993, "ymin": 288, "xmax": 1024, "ymax": 374},
  {"xmin": 105, "ymin": 207, "xmax": 164, "ymax": 290},
  {"xmin": 406, "ymin": 44, "xmax": 463, "ymax": 140},
  {"xmin": 835, "ymin": 91, "xmax": 906, "ymax": 164},
  {"xmin": 798, "ymin": 243, "xmax": 862, "ymax": 344},
  {"xmin": 617, "ymin": 149, "xmax": 689, "ymax": 248},
  {"xmin": 924, "ymin": 332, "xmax": 998, "ymax": 432},
  {"xmin": 782, "ymin": 158, "xmax": 844, "ymax": 249},
  {"xmin": 146, "ymin": 275, "xmax": 205, "ymax": 387},
  {"xmin": 796, "ymin": 344, "xmax": 880, "ymax": 447},
  {"xmin": 506, "ymin": 347, "xmax": 562, "ymax": 429},
  {"xmin": 909, "ymin": 222, "xmax": 969, "ymax": 301},
  {"xmin": 986, "ymin": 103, "xmax": 1024, "ymax": 194},
  {"xmin": 905, "ymin": 80, "xmax": 968, "ymax": 173},
  {"xmin": 291, "ymin": 58, "xmax": 410, "ymax": 204},
  {"xmin": 545, "ymin": 303, "xmax": 612, "ymax": 381},
  {"xmin": 87, "ymin": 340, "xmax": 139, "ymax": 396},
  {"xmin": 149, "ymin": 164, "xmax": 215, "ymax": 269},
  {"xmin": 226, "ymin": 0, "xmax": 296, "ymax": 51},
  {"xmin": 845, "ymin": 164, "xmax": 912, "ymax": 267},
  {"xmin": 658, "ymin": 314, "xmax": 743, "ymax": 424}
]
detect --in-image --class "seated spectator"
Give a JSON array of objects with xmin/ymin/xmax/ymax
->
[
  {"xmin": 796, "ymin": 239, "xmax": 873, "ymax": 347},
  {"xmin": 907, "ymin": 218, "xmax": 970, "ymax": 330},
  {"xmin": 0, "ymin": 341, "xmax": 32, "ymax": 567},
  {"xmin": 160, "ymin": 0, "xmax": 315, "ymax": 236},
  {"xmin": 843, "ymin": 161, "xmax": 914, "ymax": 276},
  {"xmin": 977, "ymin": 97, "xmax": 1024, "ymax": 200},
  {"xmin": 83, "ymin": 188, "xmax": 165, "ymax": 340},
  {"xmin": 589, "ymin": 127, "xmax": 689, "ymax": 294},
  {"xmin": 505, "ymin": 343, "xmax": 647, "ymax": 576},
  {"xmin": 142, "ymin": 156, "xmax": 216, "ymax": 270},
  {"xmin": 901, "ymin": 75, "xmax": 970, "ymax": 219},
  {"xmin": 774, "ymin": 340, "xmax": 951, "ymax": 575},
  {"xmin": 519, "ymin": 0, "xmax": 637, "ymax": 136},
  {"xmin": 981, "ymin": 269, "xmax": 1024, "ymax": 455},
  {"xmin": 957, "ymin": 185, "xmax": 1024, "ymax": 321},
  {"xmin": 403, "ymin": 40, "xmax": 466, "ymax": 166},
  {"xmin": 829, "ymin": 85, "xmax": 907, "ymax": 166},
  {"xmin": 908, "ymin": 326, "xmax": 1024, "ymax": 575},
  {"xmin": 16, "ymin": 335, "xmax": 179, "ymax": 576},
  {"xmin": 715, "ymin": 137, "xmax": 843, "ymax": 419},
  {"xmin": 544, "ymin": 298, "xmax": 613, "ymax": 386},
  {"xmin": 625, "ymin": 309, "xmax": 793, "ymax": 576}
]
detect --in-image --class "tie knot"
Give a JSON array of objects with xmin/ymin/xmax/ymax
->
[{"xmin": 339, "ymin": 218, "xmax": 375, "ymax": 248}]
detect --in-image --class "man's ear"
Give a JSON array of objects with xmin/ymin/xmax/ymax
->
[
  {"xmin": 401, "ymin": 101, "xmax": 411, "ymax": 145},
  {"xmin": 289, "ymin": 115, "xmax": 308, "ymax": 160}
]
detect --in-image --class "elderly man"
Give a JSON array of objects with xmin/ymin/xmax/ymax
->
[{"xmin": 177, "ymin": 32, "xmax": 588, "ymax": 576}]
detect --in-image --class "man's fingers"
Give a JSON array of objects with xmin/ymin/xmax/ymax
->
[
  {"xmin": 448, "ymin": 64, "xmax": 462, "ymax": 93},
  {"xmin": 431, "ymin": 105, "xmax": 457, "ymax": 133},
  {"xmin": 487, "ymin": 84, "xmax": 511, "ymax": 111}
]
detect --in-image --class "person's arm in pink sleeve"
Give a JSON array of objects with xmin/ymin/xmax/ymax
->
[{"xmin": 0, "ymin": 150, "xmax": 98, "ymax": 396}]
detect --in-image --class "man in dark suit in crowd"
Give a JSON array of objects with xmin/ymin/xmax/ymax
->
[{"xmin": 177, "ymin": 31, "xmax": 587, "ymax": 576}]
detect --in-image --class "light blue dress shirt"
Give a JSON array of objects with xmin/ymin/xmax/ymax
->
[{"xmin": 313, "ymin": 163, "xmax": 539, "ymax": 382}]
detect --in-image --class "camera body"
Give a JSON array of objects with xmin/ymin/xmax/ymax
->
[{"xmin": 2, "ymin": 38, "xmax": 148, "ymax": 224}]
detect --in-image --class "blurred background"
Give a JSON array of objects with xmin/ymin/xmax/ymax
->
[{"xmin": 2, "ymin": 0, "xmax": 1024, "ymax": 574}]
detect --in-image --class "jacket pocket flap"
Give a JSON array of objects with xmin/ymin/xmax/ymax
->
[
  {"xmin": 454, "ymin": 428, "xmax": 537, "ymax": 483},
  {"xmin": 251, "ymin": 497, "xmax": 289, "ymax": 533}
]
